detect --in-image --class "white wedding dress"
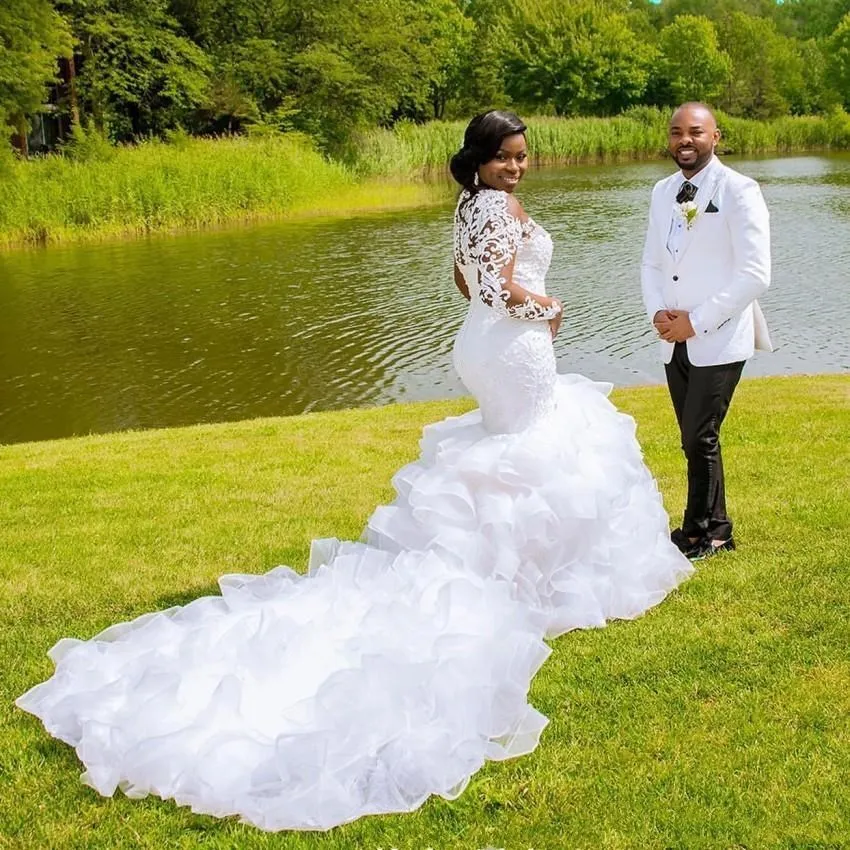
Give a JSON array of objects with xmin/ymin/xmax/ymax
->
[{"xmin": 17, "ymin": 188, "xmax": 692, "ymax": 831}]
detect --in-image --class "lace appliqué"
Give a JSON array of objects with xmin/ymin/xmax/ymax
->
[{"xmin": 454, "ymin": 190, "xmax": 561, "ymax": 321}]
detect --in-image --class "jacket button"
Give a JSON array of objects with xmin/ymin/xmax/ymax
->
[{"xmin": 672, "ymin": 275, "xmax": 679, "ymax": 281}]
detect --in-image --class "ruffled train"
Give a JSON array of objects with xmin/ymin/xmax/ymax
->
[
  {"xmin": 365, "ymin": 374, "xmax": 692, "ymax": 638},
  {"xmin": 16, "ymin": 374, "xmax": 692, "ymax": 831}
]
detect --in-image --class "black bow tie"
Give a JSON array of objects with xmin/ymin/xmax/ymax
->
[{"xmin": 676, "ymin": 180, "xmax": 698, "ymax": 204}]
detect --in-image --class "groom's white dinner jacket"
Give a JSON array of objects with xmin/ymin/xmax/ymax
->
[{"xmin": 641, "ymin": 155, "xmax": 771, "ymax": 366}]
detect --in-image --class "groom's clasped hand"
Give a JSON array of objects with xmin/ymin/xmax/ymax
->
[{"xmin": 653, "ymin": 308, "xmax": 696, "ymax": 343}]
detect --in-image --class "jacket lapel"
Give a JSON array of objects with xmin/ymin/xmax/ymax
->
[
  {"xmin": 675, "ymin": 165, "xmax": 726, "ymax": 264},
  {"xmin": 662, "ymin": 175, "xmax": 680, "ymax": 259}
]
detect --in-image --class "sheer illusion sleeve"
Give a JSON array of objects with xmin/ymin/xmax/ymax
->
[{"xmin": 454, "ymin": 190, "xmax": 562, "ymax": 321}]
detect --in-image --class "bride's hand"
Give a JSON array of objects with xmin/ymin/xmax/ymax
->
[{"xmin": 548, "ymin": 300, "xmax": 563, "ymax": 338}]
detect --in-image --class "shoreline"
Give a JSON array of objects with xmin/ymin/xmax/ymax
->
[
  {"xmin": 1, "ymin": 373, "xmax": 846, "ymax": 451},
  {"xmin": 0, "ymin": 179, "xmax": 452, "ymax": 253},
  {"xmin": 4, "ymin": 146, "xmax": 847, "ymax": 253}
]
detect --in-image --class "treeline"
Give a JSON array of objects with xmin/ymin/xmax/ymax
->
[{"xmin": 3, "ymin": 0, "xmax": 850, "ymax": 153}]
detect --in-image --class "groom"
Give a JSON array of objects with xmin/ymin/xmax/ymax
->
[{"xmin": 640, "ymin": 102, "xmax": 771, "ymax": 560}]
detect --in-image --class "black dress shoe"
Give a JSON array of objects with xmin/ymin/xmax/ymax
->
[
  {"xmin": 670, "ymin": 528, "xmax": 693, "ymax": 553},
  {"xmin": 685, "ymin": 537, "xmax": 736, "ymax": 560}
]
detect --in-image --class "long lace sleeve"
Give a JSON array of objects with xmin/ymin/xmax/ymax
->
[{"xmin": 454, "ymin": 190, "xmax": 561, "ymax": 321}]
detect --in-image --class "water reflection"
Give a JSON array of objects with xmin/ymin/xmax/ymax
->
[{"xmin": 0, "ymin": 154, "xmax": 847, "ymax": 445}]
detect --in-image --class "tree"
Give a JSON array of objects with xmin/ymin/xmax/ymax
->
[
  {"xmin": 788, "ymin": 38, "xmax": 837, "ymax": 114},
  {"xmin": 499, "ymin": 0, "xmax": 656, "ymax": 116},
  {"xmin": 167, "ymin": 0, "xmax": 298, "ymax": 133},
  {"xmin": 650, "ymin": 0, "xmax": 781, "ymax": 27},
  {"xmin": 717, "ymin": 12, "xmax": 802, "ymax": 118},
  {"xmin": 418, "ymin": 0, "xmax": 474, "ymax": 120},
  {"xmin": 55, "ymin": 0, "xmax": 211, "ymax": 139},
  {"xmin": 284, "ymin": 0, "xmax": 440, "ymax": 146},
  {"xmin": 827, "ymin": 12, "xmax": 850, "ymax": 108},
  {"xmin": 168, "ymin": 0, "xmax": 472, "ymax": 145},
  {"xmin": 441, "ymin": 0, "xmax": 508, "ymax": 117},
  {"xmin": 0, "ymin": 0, "xmax": 73, "ymax": 151},
  {"xmin": 775, "ymin": 0, "xmax": 850, "ymax": 39},
  {"xmin": 654, "ymin": 16, "xmax": 731, "ymax": 106}
]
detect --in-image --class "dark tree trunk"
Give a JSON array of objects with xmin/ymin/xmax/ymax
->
[
  {"xmin": 65, "ymin": 55, "xmax": 81, "ymax": 127},
  {"xmin": 11, "ymin": 117, "xmax": 29, "ymax": 157}
]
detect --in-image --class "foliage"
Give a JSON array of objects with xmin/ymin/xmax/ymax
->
[
  {"xmin": 715, "ymin": 12, "xmax": 801, "ymax": 119},
  {"xmin": 284, "ymin": 0, "xmax": 443, "ymax": 148},
  {"xmin": 776, "ymin": 0, "xmax": 850, "ymax": 39},
  {"xmin": 654, "ymin": 15, "xmax": 731, "ymax": 106},
  {"xmin": 5, "ymin": 0, "xmax": 850, "ymax": 153},
  {"xmin": 0, "ymin": 0, "xmax": 72, "ymax": 138},
  {"xmin": 165, "ymin": 0, "xmax": 474, "ymax": 149},
  {"xmin": 408, "ymin": 0, "xmax": 474, "ymax": 121},
  {"xmin": 499, "ymin": 0, "xmax": 656, "ymax": 116},
  {"xmin": 827, "ymin": 12, "xmax": 850, "ymax": 110},
  {"xmin": 790, "ymin": 38, "xmax": 839, "ymax": 115},
  {"xmin": 53, "ymin": 0, "xmax": 211, "ymax": 140},
  {"xmin": 440, "ymin": 0, "xmax": 508, "ymax": 118}
]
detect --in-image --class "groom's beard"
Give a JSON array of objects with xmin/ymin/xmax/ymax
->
[{"xmin": 672, "ymin": 148, "xmax": 712, "ymax": 173}]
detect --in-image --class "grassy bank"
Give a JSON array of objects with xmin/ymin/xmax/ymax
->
[
  {"xmin": 0, "ymin": 132, "xmax": 446, "ymax": 249},
  {"xmin": 2, "ymin": 109, "xmax": 849, "ymax": 249},
  {"xmin": 1, "ymin": 375, "xmax": 848, "ymax": 849}
]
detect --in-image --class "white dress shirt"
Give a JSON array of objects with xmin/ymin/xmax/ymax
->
[{"xmin": 666, "ymin": 156, "xmax": 721, "ymax": 260}]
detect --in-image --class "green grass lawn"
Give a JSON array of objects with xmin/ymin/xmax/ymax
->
[{"xmin": 1, "ymin": 375, "xmax": 848, "ymax": 849}]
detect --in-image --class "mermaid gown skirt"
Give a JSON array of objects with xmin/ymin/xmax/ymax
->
[{"xmin": 16, "ymin": 194, "xmax": 692, "ymax": 831}]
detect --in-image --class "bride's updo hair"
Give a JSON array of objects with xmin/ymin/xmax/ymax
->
[{"xmin": 450, "ymin": 110, "xmax": 528, "ymax": 191}]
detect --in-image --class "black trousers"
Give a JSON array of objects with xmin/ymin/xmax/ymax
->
[{"xmin": 665, "ymin": 342, "xmax": 745, "ymax": 542}]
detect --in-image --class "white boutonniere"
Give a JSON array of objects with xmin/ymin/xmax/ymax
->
[{"xmin": 677, "ymin": 200, "xmax": 699, "ymax": 230}]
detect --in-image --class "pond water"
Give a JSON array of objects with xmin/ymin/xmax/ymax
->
[{"xmin": 0, "ymin": 154, "xmax": 847, "ymax": 445}]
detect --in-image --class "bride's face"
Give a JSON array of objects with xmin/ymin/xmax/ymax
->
[{"xmin": 478, "ymin": 134, "xmax": 528, "ymax": 193}]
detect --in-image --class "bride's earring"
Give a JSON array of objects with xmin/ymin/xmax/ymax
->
[{"xmin": 473, "ymin": 172, "xmax": 480, "ymax": 187}]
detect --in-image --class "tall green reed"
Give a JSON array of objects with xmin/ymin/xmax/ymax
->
[
  {"xmin": 353, "ymin": 108, "xmax": 850, "ymax": 178},
  {"xmin": 0, "ymin": 133, "xmax": 355, "ymax": 247}
]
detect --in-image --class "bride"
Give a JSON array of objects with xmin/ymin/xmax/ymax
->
[{"xmin": 16, "ymin": 110, "xmax": 692, "ymax": 832}]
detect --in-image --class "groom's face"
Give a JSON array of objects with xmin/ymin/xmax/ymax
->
[{"xmin": 667, "ymin": 106, "xmax": 720, "ymax": 176}]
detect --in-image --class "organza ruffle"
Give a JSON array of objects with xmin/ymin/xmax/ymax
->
[
  {"xmin": 365, "ymin": 374, "xmax": 693, "ymax": 637},
  {"xmin": 17, "ymin": 373, "xmax": 691, "ymax": 831},
  {"xmin": 17, "ymin": 549, "xmax": 550, "ymax": 831}
]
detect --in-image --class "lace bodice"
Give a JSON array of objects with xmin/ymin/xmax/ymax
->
[
  {"xmin": 452, "ymin": 188, "xmax": 560, "ymax": 433},
  {"xmin": 454, "ymin": 189, "xmax": 558, "ymax": 320}
]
